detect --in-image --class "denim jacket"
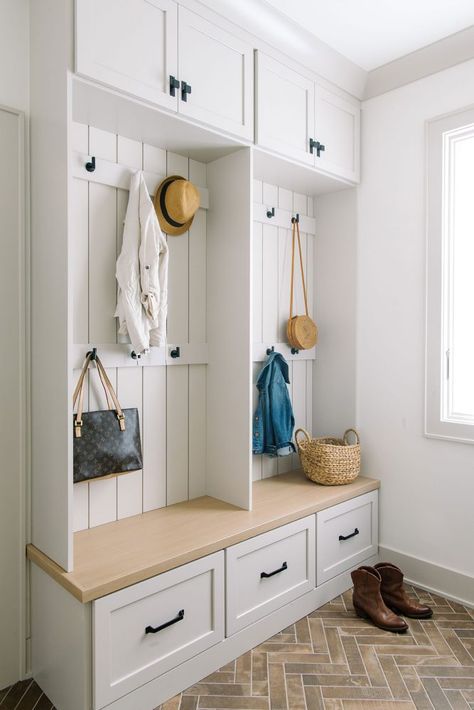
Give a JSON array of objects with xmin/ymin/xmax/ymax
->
[{"xmin": 253, "ymin": 351, "xmax": 296, "ymax": 457}]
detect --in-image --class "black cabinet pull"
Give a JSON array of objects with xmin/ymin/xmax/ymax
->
[
  {"xmin": 181, "ymin": 81, "xmax": 192, "ymax": 102},
  {"xmin": 339, "ymin": 528, "xmax": 359, "ymax": 541},
  {"xmin": 170, "ymin": 75, "xmax": 180, "ymax": 97},
  {"xmin": 145, "ymin": 609, "xmax": 184, "ymax": 634},
  {"xmin": 309, "ymin": 139, "xmax": 326, "ymax": 157},
  {"xmin": 260, "ymin": 561, "xmax": 288, "ymax": 579}
]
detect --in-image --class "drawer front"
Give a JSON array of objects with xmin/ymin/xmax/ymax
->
[
  {"xmin": 93, "ymin": 552, "xmax": 224, "ymax": 709},
  {"xmin": 317, "ymin": 490, "xmax": 378, "ymax": 585},
  {"xmin": 226, "ymin": 516, "xmax": 315, "ymax": 635}
]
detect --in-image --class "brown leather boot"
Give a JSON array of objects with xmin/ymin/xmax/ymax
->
[
  {"xmin": 375, "ymin": 562, "xmax": 433, "ymax": 619},
  {"xmin": 351, "ymin": 566, "xmax": 408, "ymax": 633}
]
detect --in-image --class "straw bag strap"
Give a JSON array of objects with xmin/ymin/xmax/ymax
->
[
  {"xmin": 73, "ymin": 353, "xmax": 126, "ymax": 437},
  {"xmin": 289, "ymin": 219, "xmax": 310, "ymax": 319}
]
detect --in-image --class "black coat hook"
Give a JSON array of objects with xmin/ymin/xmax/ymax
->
[
  {"xmin": 266, "ymin": 346, "xmax": 275, "ymax": 355},
  {"xmin": 291, "ymin": 213, "xmax": 300, "ymax": 224},
  {"xmin": 266, "ymin": 207, "xmax": 275, "ymax": 219},
  {"xmin": 131, "ymin": 350, "xmax": 141, "ymax": 359},
  {"xmin": 85, "ymin": 156, "xmax": 96, "ymax": 172},
  {"xmin": 87, "ymin": 347, "xmax": 98, "ymax": 361},
  {"xmin": 170, "ymin": 346, "xmax": 180, "ymax": 359},
  {"xmin": 291, "ymin": 347, "xmax": 300, "ymax": 355}
]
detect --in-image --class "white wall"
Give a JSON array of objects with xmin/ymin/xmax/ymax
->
[
  {"xmin": 358, "ymin": 59, "xmax": 474, "ymax": 592},
  {"xmin": 313, "ymin": 189, "xmax": 357, "ymax": 438},
  {"xmin": 0, "ymin": 0, "xmax": 29, "ymax": 111},
  {"xmin": 0, "ymin": 0, "xmax": 29, "ymax": 687}
]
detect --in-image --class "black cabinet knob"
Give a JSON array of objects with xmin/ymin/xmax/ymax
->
[
  {"xmin": 181, "ymin": 81, "xmax": 192, "ymax": 102},
  {"xmin": 309, "ymin": 139, "xmax": 326, "ymax": 157},
  {"xmin": 170, "ymin": 75, "xmax": 180, "ymax": 97}
]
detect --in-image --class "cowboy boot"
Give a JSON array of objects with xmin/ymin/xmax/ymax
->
[
  {"xmin": 351, "ymin": 566, "xmax": 408, "ymax": 633},
  {"xmin": 375, "ymin": 562, "xmax": 433, "ymax": 619}
]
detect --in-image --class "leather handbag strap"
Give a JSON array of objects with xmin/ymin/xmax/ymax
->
[
  {"xmin": 289, "ymin": 219, "xmax": 309, "ymax": 318},
  {"xmin": 73, "ymin": 352, "xmax": 126, "ymax": 438}
]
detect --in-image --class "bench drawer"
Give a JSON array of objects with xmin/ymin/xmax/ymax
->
[
  {"xmin": 93, "ymin": 552, "xmax": 224, "ymax": 709},
  {"xmin": 316, "ymin": 490, "xmax": 378, "ymax": 585},
  {"xmin": 226, "ymin": 516, "xmax": 315, "ymax": 635}
]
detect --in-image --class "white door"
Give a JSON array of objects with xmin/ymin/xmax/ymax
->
[
  {"xmin": 314, "ymin": 84, "xmax": 360, "ymax": 182},
  {"xmin": 177, "ymin": 8, "xmax": 254, "ymax": 140},
  {"xmin": 75, "ymin": 0, "xmax": 178, "ymax": 110},
  {"xmin": 255, "ymin": 52, "xmax": 314, "ymax": 166}
]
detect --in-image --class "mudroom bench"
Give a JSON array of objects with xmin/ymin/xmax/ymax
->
[{"xmin": 27, "ymin": 472, "xmax": 379, "ymax": 710}]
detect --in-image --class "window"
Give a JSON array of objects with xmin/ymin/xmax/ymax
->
[{"xmin": 426, "ymin": 107, "xmax": 474, "ymax": 443}]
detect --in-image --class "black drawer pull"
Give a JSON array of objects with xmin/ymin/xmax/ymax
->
[
  {"xmin": 260, "ymin": 561, "xmax": 288, "ymax": 579},
  {"xmin": 145, "ymin": 609, "xmax": 184, "ymax": 634},
  {"xmin": 339, "ymin": 528, "xmax": 359, "ymax": 541}
]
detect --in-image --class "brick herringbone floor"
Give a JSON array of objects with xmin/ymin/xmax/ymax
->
[
  {"xmin": 158, "ymin": 585, "xmax": 474, "ymax": 710},
  {"xmin": 2, "ymin": 586, "xmax": 473, "ymax": 709}
]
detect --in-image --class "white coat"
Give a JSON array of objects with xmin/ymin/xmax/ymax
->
[{"xmin": 115, "ymin": 171, "xmax": 169, "ymax": 354}]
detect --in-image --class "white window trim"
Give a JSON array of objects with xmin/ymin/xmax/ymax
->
[{"xmin": 425, "ymin": 105, "xmax": 474, "ymax": 444}]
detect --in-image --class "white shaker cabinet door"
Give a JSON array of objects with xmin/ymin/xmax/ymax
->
[
  {"xmin": 75, "ymin": 0, "xmax": 178, "ymax": 111},
  {"xmin": 314, "ymin": 84, "xmax": 360, "ymax": 183},
  {"xmin": 255, "ymin": 52, "xmax": 314, "ymax": 166},
  {"xmin": 177, "ymin": 8, "xmax": 254, "ymax": 140}
]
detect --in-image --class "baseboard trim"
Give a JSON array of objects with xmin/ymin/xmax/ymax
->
[{"xmin": 378, "ymin": 545, "xmax": 474, "ymax": 608}]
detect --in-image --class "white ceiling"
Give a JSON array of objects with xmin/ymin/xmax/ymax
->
[{"xmin": 263, "ymin": 0, "xmax": 474, "ymax": 70}]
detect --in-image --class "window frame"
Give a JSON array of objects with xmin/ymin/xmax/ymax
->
[{"xmin": 425, "ymin": 105, "xmax": 474, "ymax": 444}]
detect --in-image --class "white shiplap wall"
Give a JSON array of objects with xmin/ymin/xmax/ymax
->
[
  {"xmin": 71, "ymin": 123, "xmax": 207, "ymax": 531},
  {"xmin": 252, "ymin": 180, "xmax": 315, "ymax": 480}
]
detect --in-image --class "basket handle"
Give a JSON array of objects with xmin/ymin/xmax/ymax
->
[
  {"xmin": 343, "ymin": 428, "xmax": 360, "ymax": 445},
  {"xmin": 295, "ymin": 428, "xmax": 311, "ymax": 451}
]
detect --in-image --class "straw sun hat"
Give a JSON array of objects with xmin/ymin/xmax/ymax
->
[{"xmin": 154, "ymin": 175, "xmax": 200, "ymax": 236}]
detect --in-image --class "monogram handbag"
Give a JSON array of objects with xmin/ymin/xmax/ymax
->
[
  {"xmin": 287, "ymin": 216, "xmax": 318, "ymax": 350},
  {"xmin": 73, "ymin": 351, "xmax": 143, "ymax": 484}
]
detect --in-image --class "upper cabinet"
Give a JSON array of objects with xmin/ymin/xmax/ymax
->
[
  {"xmin": 75, "ymin": 0, "xmax": 179, "ymax": 111},
  {"xmin": 178, "ymin": 8, "xmax": 254, "ymax": 140},
  {"xmin": 75, "ymin": 0, "xmax": 254, "ymax": 141},
  {"xmin": 255, "ymin": 53, "xmax": 314, "ymax": 166},
  {"xmin": 255, "ymin": 52, "xmax": 360, "ymax": 183},
  {"xmin": 314, "ymin": 84, "xmax": 360, "ymax": 183}
]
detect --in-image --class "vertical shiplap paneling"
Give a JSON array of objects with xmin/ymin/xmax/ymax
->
[
  {"xmin": 252, "ymin": 181, "xmax": 316, "ymax": 477},
  {"xmin": 89, "ymin": 178, "xmax": 117, "ymax": 341},
  {"xmin": 262, "ymin": 222, "xmax": 279, "ymax": 345},
  {"xmin": 117, "ymin": 136, "xmax": 142, "ymax": 170},
  {"xmin": 87, "ymin": 127, "xmax": 119, "ymax": 526},
  {"xmin": 116, "ymin": 366, "xmax": 143, "ymax": 519},
  {"xmin": 142, "ymin": 366, "xmax": 167, "ymax": 511},
  {"xmin": 292, "ymin": 359, "xmax": 307, "ymax": 469},
  {"xmin": 166, "ymin": 152, "xmax": 190, "ymax": 505},
  {"xmin": 166, "ymin": 365, "xmax": 189, "ymax": 504},
  {"xmin": 88, "ymin": 366, "xmax": 118, "ymax": 527},
  {"xmin": 72, "ymin": 125, "xmax": 210, "ymax": 524},
  {"xmin": 188, "ymin": 364, "xmax": 206, "ymax": 498}
]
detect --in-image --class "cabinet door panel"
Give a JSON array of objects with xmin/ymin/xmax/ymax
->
[
  {"xmin": 178, "ymin": 8, "xmax": 254, "ymax": 140},
  {"xmin": 256, "ymin": 52, "xmax": 314, "ymax": 165},
  {"xmin": 75, "ymin": 0, "xmax": 178, "ymax": 110},
  {"xmin": 314, "ymin": 85, "xmax": 360, "ymax": 182}
]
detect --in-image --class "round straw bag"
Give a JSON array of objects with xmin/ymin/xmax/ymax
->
[
  {"xmin": 295, "ymin": 428, "xmax": 360, "ymax": 486},
  {"xmin": 287, "ymin": 217, "xmax": 318, "ymax": 350}
]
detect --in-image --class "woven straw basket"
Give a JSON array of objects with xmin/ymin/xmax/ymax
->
[{"xmin": 295, "ymin": 428, "xmax": 360, "ymax": 486}]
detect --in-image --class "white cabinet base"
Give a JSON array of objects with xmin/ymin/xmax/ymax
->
[{"xmin": 31, "ymin": 553, "xmax": 377, "ymax": 710}]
